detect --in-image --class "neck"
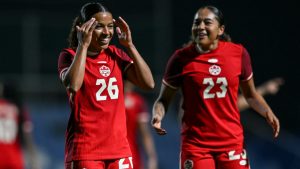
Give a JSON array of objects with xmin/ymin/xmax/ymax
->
[
  {"xmin": 195, "ymin": 40, "xmax": 219, "ymax": 54},
  {"xmin": 87, "ymin": 50, "xmax": 100, "ymax": 56}
]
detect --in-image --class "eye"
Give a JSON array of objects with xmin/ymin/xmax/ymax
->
[
  {"xmin": 204, "ymin": 19, "xmax": 213, "ymax": 25},
  {"xmin": 108, "ymin": 24, "xmax": 114, "ymax": 29},
  {"xmin": 95, "ymin": 25, "xmax": 104, "ymax": 30},
  {"xmin": 193, "ymin": 19, "xmax": 201, "ymax": 26}
]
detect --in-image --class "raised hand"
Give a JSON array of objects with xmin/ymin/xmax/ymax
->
[
  {"xmin": 76, "ymin": 18, "xmax": 98, "ymax": 48},
  {"xmin": 113, "ymin": 16, "xmax": 133, "ymax": 47}
]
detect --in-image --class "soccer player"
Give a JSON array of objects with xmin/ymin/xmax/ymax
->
[
  {"xmin": 0, "ymin": 82, "xmax": 39, "ymax": 169},
  {"xmin": 57, "ymin": 2, "xmax": 154, "ymax": 169},
  {"xmin": 124, "ymin": 80, "xmax": 158, "ymax": 169},
  {"xmin": 151, "ymin": 5, "xmax": 280, "ymax": 169}
]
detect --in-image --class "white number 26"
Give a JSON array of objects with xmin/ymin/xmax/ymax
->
[{"xmin": 96, "ymin": 77, "xmax": 119, "ymax": 101}]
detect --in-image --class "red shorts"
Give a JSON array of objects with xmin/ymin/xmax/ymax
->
[
  {"xmin": 180, "ymin": 149, "xmax": 250, "ymax": 169},
  {"xmin": 65, "ymin": 157, "xmax": 133, "ymax": 169}
]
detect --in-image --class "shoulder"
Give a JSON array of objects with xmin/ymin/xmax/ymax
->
[
  {"xmin": 176, "ymin": 44, "xmax": 196, "ymax": 56},
  {"xmin": 59, "ymin": 48, "xmax": 75, "ymax": 58},
  {"xmin": 169, "ymin": 44, "xmax": 196, "ymax": 62},
  {"xmin": 106, "ymin": 45, "xmax": 133, "ymax": 64},
  {"xmin": 220, "ymin": 41, "xmax": 246, "ymax": 54},
  {"xmin": 106, "ymin": 45, "xmax": 124, "ymax": 56},
  {"xmin": 221, "ymin": 41, "xmax": 244, "ymax": 49}
]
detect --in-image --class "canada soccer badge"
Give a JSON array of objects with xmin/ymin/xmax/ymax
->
[
  {"xmin": 184, "ymin": 159, "xmax": 194, "ymax": 169},
  {"xmin": 99, "ymin": 65, "xmax": 111, "ymax": 77},
  {"xmin": 209, "ymin": 64, "xmax": 221, "ymax": 76}
]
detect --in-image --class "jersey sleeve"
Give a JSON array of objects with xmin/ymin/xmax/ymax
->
[
  {"xmin": 57, "ymin": 50, "xmax": 74, "ymax": 81},
  {"xmin": 163, "ymin": 51, "xmax": 183, "ymax": 89},
  {"xmin": 240, "ymin": 47, "xmax": 253, "ymax": 81},
  {"xmin": 113, "ymin": 47, "xmax": 133, "ymax": 73}
]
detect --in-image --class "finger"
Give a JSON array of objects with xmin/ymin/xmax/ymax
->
[
  {"xmin": 118, "ymin": 16, "xmax": 129, "ymax": 27},
  {"xmin": 154, "ymin": 127, "xmax": 167, "ymax": 135},
  {"xmin": 115, "ymin": 27, "xmax": 122, "ymax": 35},
  {"xmin": 79, "ymin": 18, "xmax": 95, "ymax": 32},
  {"xmin": 270, "ymin": 118, "xmax": 279, "ymax": 138},
  {"xmin": 85, "ymin": 18, "xmax": 96, "ymax": 32},
  {"xmin": 89, "ymin": 21, "xmax": 98, "ymax": 33},
  {"xmin": 76, "ymin": 25, "xmax": 81, "ymax": 32},
  {"xmin": 114, "ymin": 16, "xmax": 129, "ymax": 31},
  {"xmin": 274, "ymin": 119, "xmax": 280, "ymax": 138}
]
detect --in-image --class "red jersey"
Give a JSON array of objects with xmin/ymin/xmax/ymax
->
[
  {"xmin": 58, "ymin": 45, "xmax": 133, "ymax": 162},
  {"xmin": 0, "ymin": 99, "xmax": 29, "ymax": 169},
  {"xmin": 163, "ymin": 41, "xmax": 252, "ymax": 152},
  {"xmin": 125, "ymin": 91, "xmax": 149, "ymax": 169}
]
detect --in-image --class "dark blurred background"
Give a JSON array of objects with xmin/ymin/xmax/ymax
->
[{"xmin": 0, "ymin": 0, "xmax": 299, "ymax": 169}]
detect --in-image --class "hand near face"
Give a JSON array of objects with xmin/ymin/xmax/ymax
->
[
  {"xmin": 76, "ymin": 18, "xmax": 98, "ymax": 48},
  {"xmin": 113, "ymin": 16, "xmax": 133, "ymax": 47}
]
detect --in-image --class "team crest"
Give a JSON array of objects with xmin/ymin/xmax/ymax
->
[
  {"xmin": 184, "ymin": 159, "xmax": 194, "ymax": 169},
  {"xmin": 209, "ymin": 64, "xmax": 221, "ymax": 76},
  {"xmin": 99, "ymin": 65, "xmax": 111, "ymax": 77}
]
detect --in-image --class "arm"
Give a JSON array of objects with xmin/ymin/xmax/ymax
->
[
  {"xmin": 114, "ymin": 17, "xmax": 154, "ymax": 90},
  {"xmin": 238, "ymin": 77, "xmax": 284, "ymax": 111},
  {"xmin": 61, "ymin": 18, "xmax": 98, "ymax": 92},
  {"xmin": 239, "ymin": 78, "xmax": 280, "ymax": 138},
  {"xmin": 138, "ymin": 120, "xmax": 158, "ymax": 169},
  {"xmin": 22, "ymin": 121, "xmax": 40, "ymax": 169},
  {"xmin": 152, "ymin": 83, "xmax": 177, "ymax": 135}
]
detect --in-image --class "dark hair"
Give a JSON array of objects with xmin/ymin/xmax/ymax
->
[
  {"xmin": 0, "ymin": 81, "xmax": 22, "ymax": 107},
  {"xmin": 200, "ymin": 6, "xmax": 230, "ymax": 42},
  {"xmin": 67, "ymin": 2, "xmax": 111, "ymax": 49}
]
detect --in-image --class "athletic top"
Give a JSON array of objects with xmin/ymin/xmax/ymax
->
[
  {"xmin": 0, "ymin": 99, "xmax": 30, "ymax": 168},
  {"xmin": 163, "ymin": 41, "xmax": 253, "ymax": 152},
  {"xmin": 58, "ymin": 45, "xmax": 133, "ymax": 161}
]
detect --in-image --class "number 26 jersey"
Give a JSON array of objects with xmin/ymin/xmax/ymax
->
[{"xmin": 58, "ymin": 45, "xmax": 133, "ymax": 162}]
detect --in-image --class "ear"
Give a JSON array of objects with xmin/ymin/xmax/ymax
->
[{"xmin": 218, "ymin": 25, "xmax": 225, "ymax": 36}]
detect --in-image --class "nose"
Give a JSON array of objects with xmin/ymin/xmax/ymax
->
[
  {"xmin": 102, "ymin": 26, "xmax": 109, "ymax": 34},
  {"xmin": 198, "ymin": 21, "xmax": 205, "ymax": 29}
]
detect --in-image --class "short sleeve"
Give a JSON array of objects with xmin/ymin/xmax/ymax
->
[
  {"xmin": 240, "ymin": 47, "xmax": 253, "ymax": 81},
  {"xmin": 57, "ymin": 50, "xmax": 74, "ymax": 81},
  {"xmin": 110, "ymin": 46, "xmax": 133, "ymax": 73},
  {"xmin": 163, "ymin": 51, "xmax": 183, "ymax": 89}
]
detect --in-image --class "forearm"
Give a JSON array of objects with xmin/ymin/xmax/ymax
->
[
  {"xmin": 125, "ymin": 44, "xmax": 154, "ymax": 90},
  {"xmin": 246, "ymin": 93, "xmax": 271, "ymax": 118},
  {"xmin": 63, "ymin": 45, "xmax": 88, "ymax": 92},
  {"xmin": 153, "ymin": 100, "xmax": 167, "ymax": 118}
]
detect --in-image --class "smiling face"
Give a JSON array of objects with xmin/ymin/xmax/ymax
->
[
  {"xmin": 192, "ymin": 8, "xmax": 224, "ymax": 51},
  {"xmin": 89, "ymin": 12, "xmax": 114, "ymax": 52}
]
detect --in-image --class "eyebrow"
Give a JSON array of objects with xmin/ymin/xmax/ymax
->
[
  {"xmin": 96, "ymin": 22, "xmax": 114, "ymax": 26},
  {"xmin": 196, "ymin": 17, "xmax": 217, "ymax": 24}
]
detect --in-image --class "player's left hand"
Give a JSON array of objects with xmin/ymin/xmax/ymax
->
[
  {"xmin": 265, "ymin": 111, "xmax": 280, "ymax": 138},
  {"xmin": 114, "ymin": 16, "xmax": 133, "ymax": 47}
]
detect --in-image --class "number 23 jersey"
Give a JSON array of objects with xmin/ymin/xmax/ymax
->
[
  {"xmin": 58, "ymin": 45, "xmax": 133, "ymax": 161},
  {"xmin": 163, "ymin": 41, "xmax": 253, "ymax": 151}
]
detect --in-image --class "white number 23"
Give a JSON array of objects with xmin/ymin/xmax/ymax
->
[{"xmin": 203, "ymin": 77, "xmax": 228, "ymax": 99}]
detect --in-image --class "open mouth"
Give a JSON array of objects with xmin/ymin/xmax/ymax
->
[
  {"xmin": 197, "ymin": 32, "xmax": 207, "ymax": 39},
  {"xmin": 99, "ymin": 37, "xmax": 111, "ymax": 45}
]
